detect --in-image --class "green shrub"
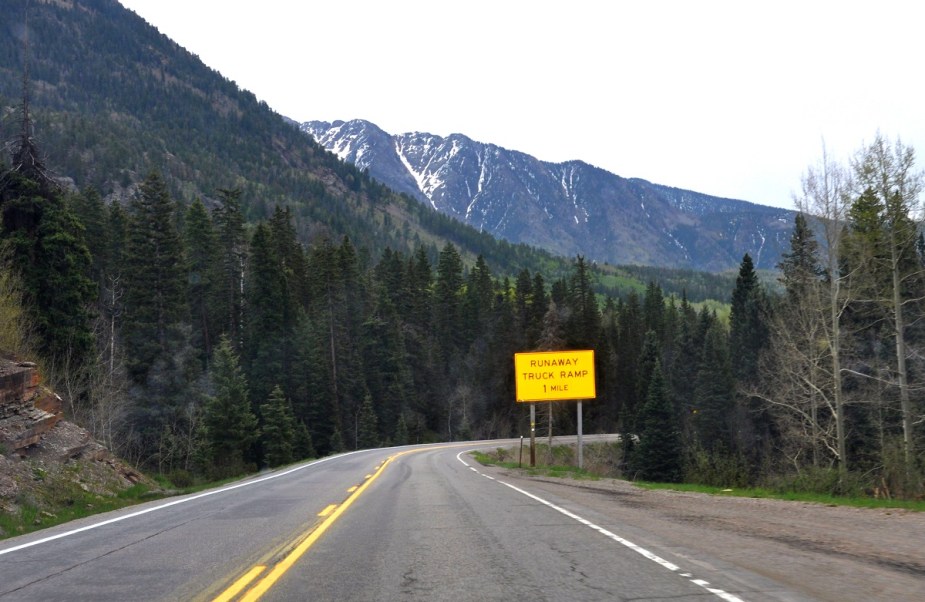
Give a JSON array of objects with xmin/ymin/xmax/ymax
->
[
  {"xmin": 684, "ymin": 444, "xmax": 750, "ymax": 488},
  {"xmin": 166, "ymin": 469, "xmax": 194, "ymax": 488},
  {"xmin": 761, "ymin": 466, "xmax": 865, "ymax": 497}
]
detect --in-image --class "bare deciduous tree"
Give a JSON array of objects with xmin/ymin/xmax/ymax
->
[
  {"xmin": 852, "ymin": 134, "xmax": 924, "ymax": 469},
  {"xmin": 794, "ymin": 144, "xmax": 853, "ymax": 474}
]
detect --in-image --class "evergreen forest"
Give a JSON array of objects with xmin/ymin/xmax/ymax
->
[
  {"xmin": 2, "ymin": 103, "xmax": 924, "ymax": 497},
  {"xmin": 0, "ymin": 0, "xmax": 922, "ymax": 498}
]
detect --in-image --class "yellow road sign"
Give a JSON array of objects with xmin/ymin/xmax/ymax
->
[{"xmin": 514, "ymin": 350, "xmax": 596, "ymax": 402}]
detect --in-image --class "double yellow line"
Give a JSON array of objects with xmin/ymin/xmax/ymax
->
[{"xmin": 212, "ymin": 450, "xmax": 410, "ymax": 602}]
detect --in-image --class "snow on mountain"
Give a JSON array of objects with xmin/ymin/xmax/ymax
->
[{"xmin": 301, "ymin": 119, "xmax": 795, "ymax": 271}]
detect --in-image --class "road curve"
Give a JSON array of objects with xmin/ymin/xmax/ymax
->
[{"xmin": 0, "ymin": 439, "xmax": 806, "ymax": 601}]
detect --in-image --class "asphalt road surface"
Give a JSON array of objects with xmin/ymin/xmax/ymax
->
[{"xmin": 0, "ymin": 439, "xmax": 854, "ymax": 601}]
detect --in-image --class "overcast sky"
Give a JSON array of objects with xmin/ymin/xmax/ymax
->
[{"xmin": 118, "ymin": 0, "xmax": 924, "ymax": 210}]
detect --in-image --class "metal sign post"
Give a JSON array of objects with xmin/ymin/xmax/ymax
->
[{"xmin": 577, "ymin": 400, "xmax": 583, "ymax": 470}]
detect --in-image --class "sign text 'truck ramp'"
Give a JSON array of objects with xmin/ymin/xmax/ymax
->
[{"xmin": 514, "ymin": 350, "xmax": 596, "ymax": 402}]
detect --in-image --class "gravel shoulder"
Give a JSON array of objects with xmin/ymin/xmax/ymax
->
[{"xmin": 479, "ymin": 464, "xmax": 925, "ymax": 601}]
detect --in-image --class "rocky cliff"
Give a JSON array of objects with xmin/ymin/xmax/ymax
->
[
  {"xmin": 0, "ymin": 359, "xmax": 147, "ymax": 538},
  {"xmin": 0, "ymin": 361, "xmax": 63, "ymax": 453}
]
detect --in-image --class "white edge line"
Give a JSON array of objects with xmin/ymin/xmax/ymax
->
[
  {"xmin": 0, "ymin": 449, "xmax": 372, "ymax": 556},
  {"xmin": 454, "ymin": 450, "xmax": 747, "ymax": 602}
]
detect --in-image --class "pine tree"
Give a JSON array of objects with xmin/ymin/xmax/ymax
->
[
  {"xmin": 634, "ymin": 330, "xmax": 661, "ymax": 425},
  {"xmin": 183, "ymin": 198, "xmax": 220, "ymax": 368},
  {"xmin": 69, "ymin": 187, "xmax": 109, "ymax": 292},
  {"xmin": 403, "ymin": 246, "xmax": 437, "ymax": 432},
  {"xmin": 293, "ymin": 419, "xmax": 316, "ymax": 460},
  {"xmin": 642, "ymin": 281, "xmax": 665, "ymax": 341},
  {"xmin": 394, "ymin": 413, "xmax": 410, "ymax": 446},
  {"xmin": 269, "ymin": 205, "xmax": 310, "ymax": 309},
  {"xmin": 374, "ymin": 247, "xmax": 407, "ymax": 312},
  {"xmin": 362, "ymin": 285, "xmax": 413, "ymax": 439},
  {"xmin": 616, "ymin": 291, "xmax": 644, "ymax": 430},
  {"xmin": 778, "ymin": 213, "xmax": 822, "ymax": 302},
  {"xmin": 566, "ymin": 255, "xmax": 600, "ymax": 349},
  {"xmin": 121, "ymin": 171, "xmax": 188, "ymax": 384},
  {"xmin": 242, "ymin": 223, "xmax": 287, "ymax": 406},
  {"xmin": 260, "ymin": 384, "xmax": 296, "ymax": 468},
  {"xmin": 32, "ymin": 197, "xmax": 95, "ymax": 368},
  {"xmin": 329, "ymin": 427, "xmax": 345, "ymax": 454},
  {"xmin": 669, "ymin": 293, "xmax": 701, "ymax": 428},
  {"xmin": 202, "ymin": 336, "xmax": 258, "ymax": 475},
  {"xmin": 406, "ymin": 246, "xmax": 433, "ymax": 332},
  {"xmin": 633, "ymin": 360, "xmax": 682, "ymax": 482},
  {"xmin": 692, "ymin": 322, "xmax": 735, "ymax": 452},
  {"xmin": 106, "ymin": 202, "xmax": 128, "ymax": 275},
  {"xmin": 334, "ymin": 237, "xmax": 369, "ymax": 434},
  {"xmin": 550, "ymin": 278, "xmax": 569, "ymax": 308},
  {"xmin": 356, "ymin": 393, "xmax": 379, "ymax": 449},
  {"xmin": 292, "ymin": 314, "xmax": 339, "ymax": 455},
  {"xmin": 513, "ymin": 268, "xmax": 534, "ymax": 348},
  {"xmin": 729, "ymin": 253, "xmax": 773, "ymax": 464},
  {"xmin": 213, "ymin": 188, "xmax": 247, "ymax": 348},
  {"xmin": 463, "ymin": 254, "xmax": 494, "ymax": 345},
  {"xmin": 596, "ymin": 297, "xmax": 620, "ymax": 428},
  {"xmin": 530, "ymin": 272, "xmax": 549, "ymax": 344},
  {"xmin": 303, "ymin": 238, "xmax": 367, "ymax": 449},
  {"xmin": 1, "ymin": 149, "xmax": 95, "ymax": 371},
  {"xmin": 729, "ymin": 253, "xmax": 769, "ymax": 383},
  {"xmin": 434, "ymin": 242, "xmax": 464, "ymax": 365}
]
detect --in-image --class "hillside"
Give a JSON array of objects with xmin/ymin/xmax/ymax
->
[{"xmin": 0, "ymin": 0, "xmax": 565, "ymax": 281}]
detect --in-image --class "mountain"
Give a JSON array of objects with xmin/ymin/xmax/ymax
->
[
  {"xmin": 303, "ymin": 119, "xmax": 795, "ymax": 271},
  {"xmin": 0, "ymin": 0, "xmax": 566, "ymax": 278},
  {"xmin": 0, "ymin": 0, "xmax": 742, "ymax": 301}
]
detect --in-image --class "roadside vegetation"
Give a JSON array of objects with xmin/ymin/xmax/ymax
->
[
  {"xmin": 0, "ymin": 460, "xmax": 266, "ymax": 541},
  {"xmin": 0, "ymin": 464, "xmax": 161, "ymax": 541},
  {"xmin": 473, "ymin": 442, "xmax": 925, "ymax": 512}
]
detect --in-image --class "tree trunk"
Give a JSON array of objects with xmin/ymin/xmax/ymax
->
[{"xmin": 890, "ymin": 233, "xmax": 914, "ymax": 469}]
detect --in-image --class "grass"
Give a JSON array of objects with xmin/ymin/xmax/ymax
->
[
  {"xmin": 472, "ymin": 450, "xmax": 598, "ymax": 480},
  {"xmin": 0, "ymin": 482, "xmax": 163, "ymax": 540},
  {"xmin": 0, "ymin": 460, "xmax": 313, "ymax": 542},
  {"xmin": 472, "ymin": 442, "xmax": 621, "ymax": 481},
  {"xmin": 1, "ymin": 466, "xmax": 237, "ymax": 541},
  {"xmin": 472, "ymin": 443, "xmax": 925, "ymax": 513},
  {"xmin": 635, "ymin": 481, "xmax": 925, "ymax": 511}
]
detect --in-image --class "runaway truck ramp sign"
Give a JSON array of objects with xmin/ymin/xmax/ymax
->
[{"xmin": 514, "ymin": 350, "xmax": 596, "ymax": 402}]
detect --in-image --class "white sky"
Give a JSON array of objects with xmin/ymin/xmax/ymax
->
[{"xmin": 117, "ymin": 0, "xmax": 925, "ymax": 210}]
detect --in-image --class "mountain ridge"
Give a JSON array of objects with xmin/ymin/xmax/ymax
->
[
  {"xmin": 0, "ymin": 0, "xmax": 577, "ymax": 285},
  {"xmin": 303, "ymin": 119, "xmax": 795, "ymax": 271}
]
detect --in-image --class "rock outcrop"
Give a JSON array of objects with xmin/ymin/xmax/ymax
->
[
  {"xmin": 0, "ymin": 361, "xmax": 63, "ymax": 453},
  {"xmin": 0, "ymin": 359, "xmax": 149, "ymax": 536}
]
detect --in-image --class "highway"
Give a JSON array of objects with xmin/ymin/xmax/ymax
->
[{"xmin": 0, "ymin": 439, "xmax": 809, "ymax": 601}]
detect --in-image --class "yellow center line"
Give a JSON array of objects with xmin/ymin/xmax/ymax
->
[
  {"xmin": 213, "ymin": 443, "xmax": 483, "ymax": 602},
  {"xmin": 237, "ymin": 450, "xmax": 416, "ymax": 602},
  {"xmin": 211, "ymin": 565, "xmax": 266, "ymax": 602}
]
